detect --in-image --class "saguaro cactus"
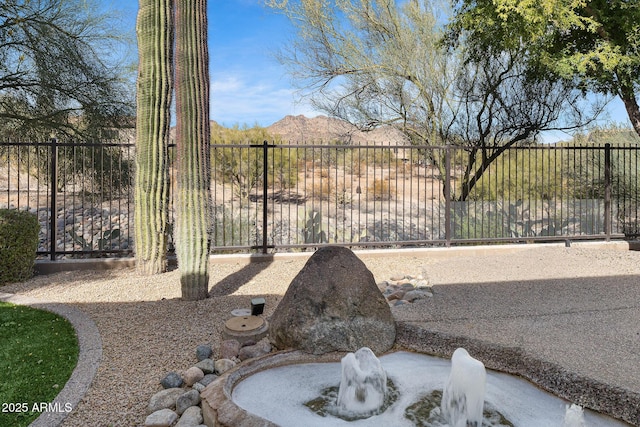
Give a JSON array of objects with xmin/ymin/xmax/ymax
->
[
  {"xmin": 134, "ymin": 0, "xmax": 173, "ymax": 275},
  {"xmin": 174, "ymin": 0, "xmax": 212, "ymax": 300}
]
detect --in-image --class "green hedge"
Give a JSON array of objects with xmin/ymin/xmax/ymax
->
[{"xmin": 0, "ymin": 209, "xmax": 40, "ymax": 285}]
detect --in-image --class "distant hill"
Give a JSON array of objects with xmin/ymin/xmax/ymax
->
[{"xmin": 266, "ymin": 115, "xmax": 409, "ymax": 145}]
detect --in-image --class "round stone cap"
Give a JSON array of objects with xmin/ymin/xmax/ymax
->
[
  {"xmin": 222, "ymin": 315, "xmax": 269, "ymax": 345},
  {"xmin": 225, "ymin": 315, "xmax": 265, "ymax": 333}
]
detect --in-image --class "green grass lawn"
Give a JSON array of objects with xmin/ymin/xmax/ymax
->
[{"xmin": 0, "ymin": 301, "xmax": 79, "ymax": 427}]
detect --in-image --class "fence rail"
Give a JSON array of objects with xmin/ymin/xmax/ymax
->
[{"xmin": 1, "ymin": 139, "xmax": 639, "ymax": 259}]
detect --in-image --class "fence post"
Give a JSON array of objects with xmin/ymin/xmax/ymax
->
[
  {"xmin": 604, "ymin": 143, "xmax": 611, "ymax": 241},
  {"xmin": 49, "ymin": 138, "xmax": 58, "ymax": 261},
  {"xmin": 444, "ymin": 143, "xmax": 452, "ymax": 247},
  {"xmin": 262, "ymin": 140, "xmax": 269, "ymax": 253}
]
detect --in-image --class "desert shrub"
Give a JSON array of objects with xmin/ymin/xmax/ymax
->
[
  {"xmin": 309, "ymin": 175, "xmax": 334, "ymax": 200},
  {"xmin": 367, "ymin": 178, "xmax": 395, "ymax": 201},
  {"xmin": 0, "ymin": 209, "xmax": 40, "ymax": 285},
  {"xmin": 211, "ymin": 124, "xmax": 298, "ymax": 197}
]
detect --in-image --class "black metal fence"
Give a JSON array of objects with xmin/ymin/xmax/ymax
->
[{"xmin": 1, "ymin": 139, "xmax": 639, "ymax": 259}]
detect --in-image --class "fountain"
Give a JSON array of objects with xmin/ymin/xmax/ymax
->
[
  {"xmin": 335, "ymin": 347, "xmax": 388, "ymax": 418},
  {"xmin": 214, "ymin": 349, "xmax": 627, "ymax": 427},
  {"xmin": 198, "ymin": 248, "xmax": 634, "ymax": 426},
  {"xmin": 441, "ymin": 348, "xmax": 486, "ymax": 427}
]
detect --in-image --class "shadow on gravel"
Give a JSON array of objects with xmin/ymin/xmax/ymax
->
[{"xmin": 209, "ymin": 255, "xmax": 274, "ymax": 297}]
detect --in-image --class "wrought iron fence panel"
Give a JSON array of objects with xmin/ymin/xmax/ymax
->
[{"xmin": 2, "ymin": 139, "xmax": 639, "ymax": 259}]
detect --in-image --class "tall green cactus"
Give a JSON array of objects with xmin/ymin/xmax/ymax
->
[
  {"xmin": 174, "ymin": 0, "xmax": 212, "ymax": 300},
  {"xmin": 134, "ymin": 0, "xmax": 173, "ymax": 275}
]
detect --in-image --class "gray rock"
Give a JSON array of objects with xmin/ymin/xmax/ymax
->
[
  {"xmin": 183, "ymin": 366, "xmax": 204, "ymax": 387},
  {"xmin": 175, "ymin": 406, "xmax": 203, "ymax": 426},
  {"xmin": 194, "ymin": 358, "xmax": 215, "ymax": 374},
  {"xmin": 192, "ymin": 382, "xmax": 205, "ymax": 392},
  {"xmin": 386, "ymin": 289, "xmax": 405, "ymax": 301},
  {"xmin": 214, "ymin": 358, "xmax": 236, "ymax": 375},
  {"xmin": 175, "ymin": 389, "xmax": 200, "ymax": 415},
  {"xmin": 269, "ymin": 246, "xmax": 396, "ymax": 355},
  {"xmin": 160, "ymin": 371, "xmax": 183, "ymax": 389},
  {"xmin": 147, "ymin": 388, "xmax": 185, "ymax": 414},
  {"xmin": 403, "ymin": 289, "xmax": 432, "ymax": 302},
  {"xmin": 198, "ymin": 373, "xmax": 218, "ymax": 387},
  {"xmin": 145, "ymin": 408, "xmax": 178, "ymax": 427},
  {"xmin": 195, "ymin": 344, "xmax": 213, "ymax": 362},
  {"xmin": 220, "ymin": 339, "xmax": 241, "ymax": 359},
  {"xmin": 238, "ymin": 338, "xmax": 272, "ymax": 361}
]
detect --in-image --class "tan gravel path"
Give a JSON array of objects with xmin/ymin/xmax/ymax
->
[{"xmin": 2, "ymin": 242, "xmax": 639, "ymax": 426}]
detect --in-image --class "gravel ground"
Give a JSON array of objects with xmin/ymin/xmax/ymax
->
[{"xmin": 2, "ymin": 242, "xmax": 639, "ymax": 426}]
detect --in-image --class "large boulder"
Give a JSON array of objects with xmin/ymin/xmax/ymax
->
[{"xmin": 269, "ymin": 246, "xmax": 396, "ymax": 354}]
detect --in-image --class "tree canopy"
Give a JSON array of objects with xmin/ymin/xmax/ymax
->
[
  {"xmin": 0, "ymin": 0, "xmax": 135, "ymax": 139},
  {"xmin": 267, "ymin": 0, "xmax": 600, "ymax": 199},
  {"xmin": 449, "ymin": 0, "xmax": 640, "ymax": 135}
]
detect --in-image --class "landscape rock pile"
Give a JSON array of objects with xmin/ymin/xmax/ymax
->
[
  {"xmin": 144, "ymin": 338, "xmax": 272, "ymax": 427},
  {"xmin": 378, "ymin": 272, "xmax": 433, "ymax": 306}
]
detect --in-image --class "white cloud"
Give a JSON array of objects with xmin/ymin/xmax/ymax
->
[{"xmin": 210, "ymin": 72, "xmax": 320, "ymax": 126}]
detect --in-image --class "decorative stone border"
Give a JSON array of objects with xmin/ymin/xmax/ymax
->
[
  {"xmin": 395, "ymin": 322, "xmax": 640, "ymax": 426},
  {"xmin": 200, "ymin": 323, "xmax": 639, "ymax": 427},
  {"xmin": 0, "ymin": 292, "xmax": 102, "ymax": 427}
]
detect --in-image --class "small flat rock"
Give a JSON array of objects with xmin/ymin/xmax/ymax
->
[
  {"xmin": 390, "ymin": 274, "xmax": 406, "ymax": 281},
  {"xmin": 386, "ymin": 290, "xmax": 405, "ymax": 301},
  {"xmin": 195, "ymin": 358, "xmax": 215, "ymax": 374},
  {"xmin": 176, "ymin": 389, "xmax": 200, "ymax": 415},
  {"xmin": 404, "ymin": 289, "xmax": 432, "ymax": 302},
  {"xmin": 145, "ymin": 408, "xmax": 178, "ymax": 427},
  {"xmin": 160, "ymin": 372, "xmax": 183, "ymax": 389},
  {"xmin": 195, "ymin": 344, "xmax": 213, "ymax": 362},
  {"xmin": 183, "ymin": 366, "xmax": 204, "ymax": 387},
  {"xmin": 175, "ymin": 405, "xmax": 203, "ymax": 426},
  {"xmin": 147, "ymin": 388, "xmax": 185, "ymax": 414}
]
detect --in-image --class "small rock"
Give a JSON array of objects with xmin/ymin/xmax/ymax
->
[
  {"xmin": 220, "ymin": 340, "xmax": 241, "ymax": 359},
  {"xmin": 404, "ymin": 290, "xmax": 432, "ymax": 302},
  {"xmin": 195, "ymin": 344, "xmax": 213, "ymax": 362},
  {"xmin": 214, "ymin": 358, "xmax": 236, "ymax": 375},
  {"xmin": 147, "ymin": 388, "xmax": 185, "ymax": 414},
  {"xmin": 145, "ymin": 408, "xmax": 178, "ymax": 427},
  {"xmin": 386, "ymin": 289, "xmax": 405, "ymax": 301},
  {"xmin": 198, "ymin": 374, "xmax": 218, "ymax": 387},
  {"xmin": 183, "ymin": 366, "xmax": 204, "ymax": 387},
  {"xmin": 390, "ymin": 274, "xmax": 405, "ymax": 281},
  {"xmin": 195, "ymin": 358, "xmax": 215, "ymax": 374},
  {"xmin": 192, "ymin": 382, "xmax": 205, "ymax": 392},
  {"xmin": 399, "ymin": 282, "xmax": 415, "ymax": 290},
  {"xmin": 160, "ymin": 372, "xmax": 183, "ymax": 389},
  {"xmin": 238, "ymin": 339, "xmax": 272, "ymax": 361},
  {"xmin": 176, "ymin": 389, "xmax": 200, "ymax": 415},
  {"xmin": 175, "ymin": 405, "xmax": 203, "ymax": 426}
]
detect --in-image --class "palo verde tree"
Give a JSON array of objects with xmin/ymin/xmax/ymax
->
[
  {"xmin": 134, "ymin": 0, "xmax": 173, "ymax": 275},
  {"xmin": 267, "ymin": 0, "xmax": 599, "ymax": 200},
  {"xmin": 449, "ymin": 0, "xmax": 640, "ymax": 137},
  {"xmin": 174, "ymin": 0, "xmax": 212, "ymax": 300},
  {"xmin": 0, "ymin": 0, "xmax": 134, "ymax": 139}
]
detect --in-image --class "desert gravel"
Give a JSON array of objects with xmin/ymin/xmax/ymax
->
[{"xmin": 2, "ymin": 242, "xmax": 639, "ymax": 426}]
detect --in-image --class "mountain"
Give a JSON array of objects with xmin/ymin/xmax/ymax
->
[{"xmin": 266, "ymin": 115, "xmax": 409, "ymax": 145}]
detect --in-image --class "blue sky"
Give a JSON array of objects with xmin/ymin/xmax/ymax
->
[
  {"xmin": 108, "ymin": 0, "xmax": 318, "ymax": 127},
  {"xmin": 107, "ymin": 0, "xmax": 630, "ymax": 138}
]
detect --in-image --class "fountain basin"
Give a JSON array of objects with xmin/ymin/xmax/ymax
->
[{"xmin": 200, "ymin": 347, "xmax": 630, "ymax": 427}]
